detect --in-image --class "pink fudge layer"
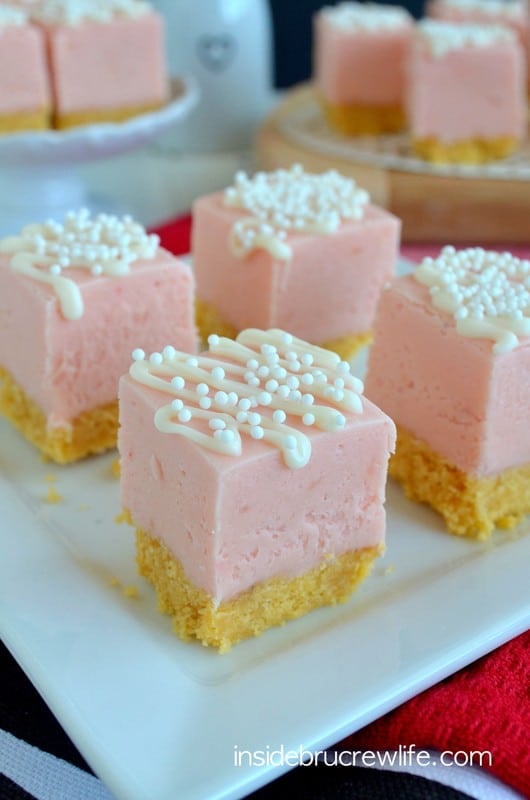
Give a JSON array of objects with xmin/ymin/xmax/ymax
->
[
  {"xmin": 365, "ymin": 276, "xmax": 530, "ymax": 478},
  {"xmin": 409, "ymin": 39, "xmax": 526, "ymax": 142},
  {"xmin": 42, "ymin": 12, "xmax": 167, "ymax": 114},
  {"xmin": 313, "ymin": 13, "xmax": 413, "ymax": 106},
  {"xmin": 0, "ymin": 249, "xmax": 197, "ymax": 427},
  {"xmin": 119, "ymin": 374, "xmax": 395, "ymax": 604},
  {"xmin": 0, "ymin": 24, "xmax": 49, "ymax": 113},
  {"xmin": 193, "ymin": 193, "xmax": 401, "ymax": 343}
]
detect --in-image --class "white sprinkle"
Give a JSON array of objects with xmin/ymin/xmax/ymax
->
[
  {"xmin": 302, "ymin": 413, "xmax": 316, "ymax": 426},
  {"xmin": 301, "ymin": 372, "xmax": 314, "ymax": 386},
  {"xmin": 236, "ymin": 411, "xmax": 248, "ymax": 423},
  {"xmin": 250, "ymin": 426, "xmax": 264, "ymax": 440},
  {"xmin": 208, "ymin": 334, "xmax": 220, "ymax": 346},
  {"xmin": 162, "ymin": 346, "xmax": 176, "ymax": 360},
  {"xmin": 49, "ymin": 264, "xmax": 62, "ymax": 276},
  {"xmin": 258, "ymin": 391, "xmax": 272, "ymax": 406},
  {"xmin": 273, "ymin": 409, "xmax": 287, "ymax": 424},
  {"xmin": 178, "ymin": 408, "xmax": 192, "ymax": 423},
  {"xmin": 248, "ymin": 412, "xmax": 261, "ymax": 426},
  {"xmin": 215, "ymin": 391, "xmax": 228, "ymax": 406},
  {"xmin": 335, "ymin": 413, "xmax": 346, "ymax": 428},
  {"xmin": 209, "ymin": 418, "xmax": 226, "ymax": 430},
  {"xmin": 131, "ymin": 348, "xmax": 145, "ymax": 361},
  {"xmin": 149, "ymin": 352, "xmax": 163, "ymax": 365},
  {"xmin": 239, "ymin": 398, "xmax": 252, "ymax": 411},
  {"xmin": 196, "ymin": 383, "xmax": 209, "ymax": 396},
  {"xmin": 187, "ymin": 357, "xmax": 199, "ymax": 367},
  {"xmin": 246, "ymin": 358, "xmax": 259, "ymax": 370},
  {"xmin": 199, "ymin": 397, "xmax": 212, "ymax": 410},
  {"xmin": 171, "ymin": 399, "xmax": 184, "ymax": 412},
  {"xmin": 285, "ymin": 435, "xmax": 297, "ymax": 449},
  {"xmin": 171, "ymin": 376, "xmax": 185, "ymax": 390},
  {"xmin": 212, "ymin": 366, "xmax": 225, "ymax": 381}
]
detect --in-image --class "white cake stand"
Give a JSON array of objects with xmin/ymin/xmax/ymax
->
[{"xmin": 0, "ymin": 77, "xmax": 199, "ymax": 234}]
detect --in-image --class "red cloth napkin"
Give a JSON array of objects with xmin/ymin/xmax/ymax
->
[{"xmin": 151, "ymin": 213, "xmax": 530, "ymax": 798}]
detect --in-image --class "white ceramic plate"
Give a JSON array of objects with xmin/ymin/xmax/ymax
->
[{"xmin": 1, "ymin": 351, "xmax": 530, "ymax": 800}]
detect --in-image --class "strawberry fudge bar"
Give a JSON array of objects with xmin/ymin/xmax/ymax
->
[
  {"xmin": 409, "ymin": 20, "xmax": 526, "ymax": 163},
  {"xmin": 427, "ymin": 0, "xmax": 530, "ymax": 89},
  {"xmin": 0, "ymin": 209, "xmax": 197, "ymax": 463},
  {"xmin": 32, "ymin": 0, "xmax": 168, "ymax": 129},
  {"xmin": 0, "ymin": 5, "xmax": 50, "ymax": 133},
  {"xmin": 313, "ymin": 2, "xmax": 414, "ymax": 135},
  {"xmin": 119, "ymin": 329, "xmax": 396, "ymax": 650},
  {"xmin": 365, "ymin": 246, "xmax": 530, "ymax": 539},
  {"xmin": 193, "ymin": 166, "xmax": 401, "ymax": 360}
]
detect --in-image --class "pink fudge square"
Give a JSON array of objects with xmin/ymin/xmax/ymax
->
[
  {"xmin": 314, "ymin": 3, "xmax": 414, "ymax": 107},
  {"xmin": 427, "ymin": 0, "xmax": 530, "ymax": 59},
  {"xmin": 0, "ymin": 213, "xmax": 197, "ymax": 433},
  {"xmin": 365, "ymin": 266, "xmax": 530, "ymax": 478},
  {"xmin": 118, "ymin": 329, "xmax": 395, "ymax": 648},
  {"xmin": 409, "ymin": 21, "xmax": 526, "ymax": 143},
  {"xmin": 38, "ymin": 11, "xmax": 167, "ymax": 121},
  {"xmin": 0, "ymin": 11, "xmax": 49, "ymax": 115},
  {"xmin": 192, "ymin": 171, "xmax": 401, "ymax": 347}
]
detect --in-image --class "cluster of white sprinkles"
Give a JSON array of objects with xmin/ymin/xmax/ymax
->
[
  {"xmin": 440, "ymin": 0, "xmax": 525, "ymax": 20},
  {"xmin": 0, "ymin": 6, "xmax": 27, "ymax": 26},
  {"xmin": 418, "ymin": 20, "xmax": 514, "ymax": 58},
  {"xmin": 414, "ymin": 246, "xmax": 530, "ymax": 353},
  {"xmin": 129, "ymin": 329, "xmax": 365, "ymax": 469},
  {"xmin": 33, "ymin": 0, "xmax": 150, "ymax": 25},
  {"xmin": 224, "ymin": 165, "xmax": 369, "ymax": 261},
  {"xmin": 322, "ymin": 2, "xmax": 411, "ymax": 31},
  {"xmin": 0, "ymin": 209, "xmax": 159, "ymax": 320}
]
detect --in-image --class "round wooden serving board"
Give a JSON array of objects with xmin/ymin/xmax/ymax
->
[{"xmin": 255, "ymin": 84, "xmax": 530, "ymax": 244}]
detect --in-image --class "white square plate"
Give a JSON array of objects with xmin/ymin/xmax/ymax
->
[{"xmin": 1, "ymin": 312, "xmax": 530, "ymax": 800}]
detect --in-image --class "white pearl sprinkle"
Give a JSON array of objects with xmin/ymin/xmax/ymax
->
[
  {"xmin": 171, "ymin": 399, "xmax": 184, "ymax": 412},
  {"xmin": 215, "ymin": 391, "xmax": 228, "ymax": 406},
  {"xmin": 199, "ymin": 397, "xmax": 212, "ymax": 410},
  {"xmin": 250, "ymin": 426, "xmax": 264, "ymax": 440},
  {"xmin": 248, "ymin": 412, "xmax": 261, "ymax": 426},
  {"xmin": 273, "ymin": 409, "xmax": 287, "ymax": 424},
  {"xmin": 302, "ymin": 413, "xmax": 316, "ymax": 426},
  {"xmin": 208, "ymin": 334, "xmax": 220, "ymax": 346},
  {"xmin": 178, "ymin": 408, "xmax": 192, "ymax": 423},
  {"xmin": 196, "ymin": 383, "xmax": 209, "ymax": 396},
  {"xmin": 209, "ymin": 418, "xmax": 226, "ymax": 430},
  {"xmin": 211, "ymin": 366, "xmax": 225, "ymax": 381},
  {"xmin": 149, "ymin": 352, "xmax": 163, "ymax": 365},
  {"xmin": 131, "ymin": 348, "xmax": 145, "ymax": 361},
  {"xmin": 171, "ymin": 376, "xmax": 185, "ymax": 390}
]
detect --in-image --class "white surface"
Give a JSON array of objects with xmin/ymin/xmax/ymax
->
[{"xmin": 1, "ymin": 343, "xmax": 529, "ymax": 800}]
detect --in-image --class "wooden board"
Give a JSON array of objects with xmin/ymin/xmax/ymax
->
[{"xmin": 255, "ymin": 85, "xmax": 530, "ymax": 243}]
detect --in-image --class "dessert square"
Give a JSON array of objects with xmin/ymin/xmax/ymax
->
[
  {"xmin": 409, "ymin": 20, "xmax": 526, "ymax": 163},
  {"xmin": 193, "ymin": 166, "xmax": 401, "ymax": 361},
  {"xmin": 427, "ymin": 0, "xmax": 530, "ymax": 90},
  {"xmin": 313, "ymin": 2, "xmax": 414, "ymax": 135},
  {"xmin": 0, "ymin": 209, "xmax": 197, "ymax": 463},
  {"xmin": 365, "ymin": 246, "xmax": 530, "ymax": 539},
  {"xmin": 119, "ymin": 329, "xmax": 396, "ymax": 651},
  {"xmin": 0, "ymin": 6, "xmax": 50, "ymax": 133},
  {"xmin": 33, "ymin": 0, "xmax": 168, "ymax": 129}
]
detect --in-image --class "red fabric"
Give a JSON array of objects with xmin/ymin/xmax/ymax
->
[
  {"xmin": 151, "ymin": 213, "xmax": 530, "ymax": 798},
  {"xmin": 152, "ymin": 214, "xmax": 193, "ymax": 256},
  {"xmin": 343, "ymin": 630, "xmax": 530, "ymax": 797}
]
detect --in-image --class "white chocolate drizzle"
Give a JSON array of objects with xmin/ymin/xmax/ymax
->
[
  {"xmin": 321, "ymin": 2, "xmax": 411, "ymax": 31},
  {"xmin": 223, "ymin": 165, "xmax": 369, "ymax": 261},
  {"xmin": 32, "ymin": 0, "xmax": 150, "ymax": 25},
  {"xmin": 418, "ymin": 19, "xmax": 515, "ymax": 57},
  {"xmin": 437, "ymin": 0, "xmax": 526, "ymax": 21},
  {"xmin": 129, "ymin": 329, "xmax": 365, "ymax": 469},
  {"xmin": 414, "ymin": 246, "xmax": 530, "ymax": 354},
  {"xmin": 0, "ymin": 209, "xmax": 159, "ymax": 320},
  {"xmin": 0, "ymin": 6, "xmax": 27, "ymax": 26}
]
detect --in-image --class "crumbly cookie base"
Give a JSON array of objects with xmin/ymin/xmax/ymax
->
[
  {"xmin": 320, "ymin": 98, "xmax": 406, "ymax": 135},
  {"xmin": 412, "ymin": 136, "xmax": 519, "ymax": 165},
  {"xmin": 0, "ymin": 365, "xmax": 118, "ymax": 464},
  {"xmin": 0, "ymin": 108, "xmax": 49, "ymax": 133},
  {"xmin": 133, "ymin": 515, "xmax": 382, "ymax": 652},
  {"xmin": 196, "ymin": 298, "xmax": 372, "ymax": 361},
  {"xmin": 390, "ymin": 426, "xmax": 530, "ymax": 540},
  {"xmin": 54, "ymin": 101, "xmax": 164, "ymax": 129}
]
